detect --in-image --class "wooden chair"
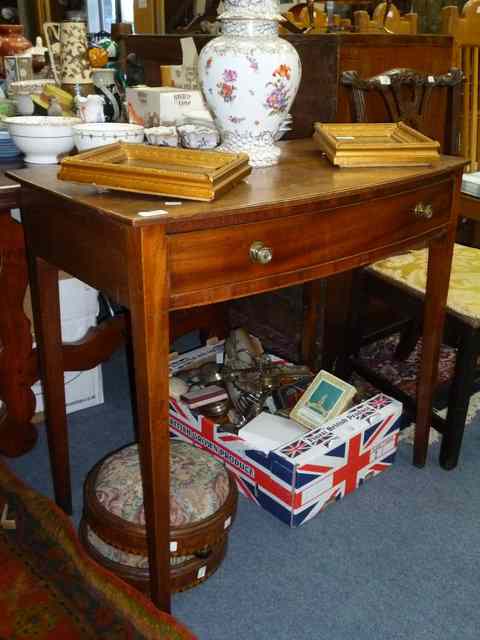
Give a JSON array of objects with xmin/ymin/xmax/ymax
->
[
  {"xmin": 341, "ymin": 68, "xmax": 463, "ymax": 154},
  {"xmin": 279, "ymin": 2, "xmax": 327, "ymax": 33},
  {"xmin": 441, "ymin": 1, "xmax": 480, "ymax": 172},
  {"xmin": 354, "ymin": 2, "xmax": 417, "ymax": 34},
  {"xmin": 338, "ymin": 67, "xmax": 480, "ymax": 471},
  {"xmin": 279, "ymin": 1, "xmax": 351, "ymax": 34}
]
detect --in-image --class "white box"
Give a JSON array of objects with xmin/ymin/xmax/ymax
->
[
  {"xmin": 31, "ymin": 278, "xmax": 104, "ymax": 415},
  {"xmin": 239, "ymin": 412, "xmax": 309, "ymax": 453},
  {"xmin": 126, "ymin": 86, "xmax": 206, "ymax": 127},
  {"xmin": 461, "ymin": 171, "xmax": 480, "ymax": 198},
  {"xmin": 33, "ymin": 365, "xmax": 104, "ymax": 415}
]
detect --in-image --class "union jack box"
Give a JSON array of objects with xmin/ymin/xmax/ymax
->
[{"xmin": 169, "ymin": 362, "xmax": 402, "ymax": 528}]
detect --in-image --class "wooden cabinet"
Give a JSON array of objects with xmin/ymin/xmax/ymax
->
[{"xmin": 125, "ymin": 33, "xmax": 454, "ymax": 148}]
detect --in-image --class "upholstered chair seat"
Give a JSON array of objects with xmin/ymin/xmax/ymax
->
[{"xmin": 369, "ymin": 244, "xmax": 480, "ymax": 327}]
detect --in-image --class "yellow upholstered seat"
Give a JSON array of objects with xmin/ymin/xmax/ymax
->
[{"xmin": 369, "ymin": 243, "xmax": 480, "ymax": 327}]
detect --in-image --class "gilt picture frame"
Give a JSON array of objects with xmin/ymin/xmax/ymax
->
[{"xmin": 313, "ymin": 121, "xmax": 440, "ymax": 168}]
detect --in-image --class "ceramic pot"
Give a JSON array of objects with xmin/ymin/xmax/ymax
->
[
  {"xmin": 197, "ymin": 0, "xmax": 301, "ymax": 167},
  {"xmin": 92, "ymin": 68, "xmax": 122, "ymax": 122},
  {"xmin": 0, "ymin": 24, "xmax": 32, "ymax": 78}
]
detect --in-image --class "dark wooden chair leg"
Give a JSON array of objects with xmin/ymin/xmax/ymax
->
[
  {"xmin": 322, "ymin": 272, "xmax": 354, "ymax": 372},
  {"xmin": 301, "ymin": 279, "xmax": 326, "ymax": 371},
  {"xmin": 394, "ymin": 318, "xmax": 422, "ymax": 360},
  {"xmin": 334, "ymin": 268, "xmax": 364, "ymax": 381},
  {"xmin": 439, "ymin": 327, "xmax": 480, "ymax": 470}
]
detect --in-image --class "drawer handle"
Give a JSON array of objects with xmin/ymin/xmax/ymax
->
[
  {"xmin": 412, "ymin": 202, "xmax": 433, "ymax": 219},
  {"xmin": 250, "ymin": 241, "xmax": 273, "ymax": 264}
]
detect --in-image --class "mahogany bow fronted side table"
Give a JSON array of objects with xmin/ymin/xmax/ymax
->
[{"xmin": 8, "ymin": 140, "xmax": 464, "ymax": 611}]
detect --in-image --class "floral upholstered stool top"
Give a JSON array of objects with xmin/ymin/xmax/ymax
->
[
  {"xmin": 369, "ymin": 244, "xmax": 480, "ymax": 327},
  {"xmin": 80, "ymin": 440, "xmax": 238, "ymax": 593}
]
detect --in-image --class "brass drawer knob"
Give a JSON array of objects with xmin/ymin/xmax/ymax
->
[
  {"xmin": 412, "ymin": 202, "xmax": 433, "ymax": 219},
  {"xmin": 250, "ymin": 241, "xmax": 273, "ymax": 264}
]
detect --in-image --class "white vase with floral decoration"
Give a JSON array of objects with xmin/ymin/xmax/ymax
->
[{"xmin": 197, "ymin": 0, "xmax": 301, "ymax": 167}]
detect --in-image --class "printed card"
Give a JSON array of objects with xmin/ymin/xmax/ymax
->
[{"xmin": 289, "ymin": 370, "xmax": 357, "ymax": 430}]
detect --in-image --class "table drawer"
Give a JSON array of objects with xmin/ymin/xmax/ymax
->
[{"xmin": 169, "ymin": 178, "xmax": 453, "ymax": 297}]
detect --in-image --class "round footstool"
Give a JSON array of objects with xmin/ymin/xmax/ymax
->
[{"xmin": 80, "ymin": 440, "xmax": 238, "ymax": 593}]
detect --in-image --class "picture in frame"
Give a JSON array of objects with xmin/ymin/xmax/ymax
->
[
  {"xmin": 289, "ymin": 370, "xmax": 357, "ymax": 430},
  {"xmin": 4, "ymin": 55, "xmax": 33, "ymax": 85}
]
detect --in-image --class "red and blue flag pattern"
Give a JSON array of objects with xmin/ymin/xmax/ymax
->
[{"xmin": 169, "ymin": 392, "xmax": 401, "ymax": 527}]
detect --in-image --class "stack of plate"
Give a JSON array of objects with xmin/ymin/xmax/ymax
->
[{"xmin": 0, "ymin": 126, "xmax": 21, "ymax": 160}]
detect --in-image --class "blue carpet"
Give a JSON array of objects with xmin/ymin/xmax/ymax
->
[{"xmin": 3, "ymin": 348, "xmax": 480, "ymax": 640}]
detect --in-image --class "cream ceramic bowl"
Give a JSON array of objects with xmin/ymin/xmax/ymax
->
[
  {"xmin": 73, "ymin": 122, "xmax": 145, "ymax": 152},
  {"xmin": 4, "ymin": 116, "xmax": 81, "ymax": 164}
]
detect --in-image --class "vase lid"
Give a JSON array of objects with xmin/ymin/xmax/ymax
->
[{"xmin": 219, "ymin": 0, "xmax": 281, "ymax": 20}]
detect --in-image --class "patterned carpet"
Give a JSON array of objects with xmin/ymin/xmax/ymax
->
[
  {"xmin": 354, "ymin": 334, "xmax": 480, "ymax": 444},
  {"xmin": 0, "ymin": 460, "xmax": 196, "ymax": 640}
]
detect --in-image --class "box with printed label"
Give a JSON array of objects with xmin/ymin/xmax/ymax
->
[
  {"xmin": 126, "ymin": 86, "xmax": 206, "ymax": 127},
  {"xmin": 169, "ymin": 349, "xmax": 402, "ymax": 527}
]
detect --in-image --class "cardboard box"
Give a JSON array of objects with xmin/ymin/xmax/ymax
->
[
  {"xmin": 33, "ymin": 366, "xmax": 104, "ymax": 415},
  {"xmin": 169, "ymin": 349, "xmax": 402, "ymax": 527},
  {"xmin": 28, "ymin": 278, "xmax": 104, "ymax": 415},
  {"xmin": 126, "ymin": 86, "xmax": 206, "ymax": 127}
]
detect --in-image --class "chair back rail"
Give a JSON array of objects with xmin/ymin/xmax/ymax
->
[
  {"xmin": 442, "ymin": 2, "xmax": 480, "ymax": 170},
  {"xmin": 354, "ymin": 2, "xmax": 417, "ymax": 34},
  {"xmin": 341, "ymin": 67, "xmax": 464, "ymax": 156}
]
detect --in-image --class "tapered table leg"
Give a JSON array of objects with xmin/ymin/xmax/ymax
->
[
  {"xmin": 127, "ymin": 225, "xmax": 171, "ymax": 612},
  {"xmin": 26, "ymin": 254, "xmax": 72, "ymax": 514},
  {"xmin": 415, "ymin": 230, "xmax": 456, "ymax": 467}
]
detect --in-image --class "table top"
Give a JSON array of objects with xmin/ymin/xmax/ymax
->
[
  {"xmin": 7, "ymin": 139, "xmax": 465, "ymax": 233},
  {"xmin": 0, "ymin": 172, "xmax": 20, "ymax": 192}
]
